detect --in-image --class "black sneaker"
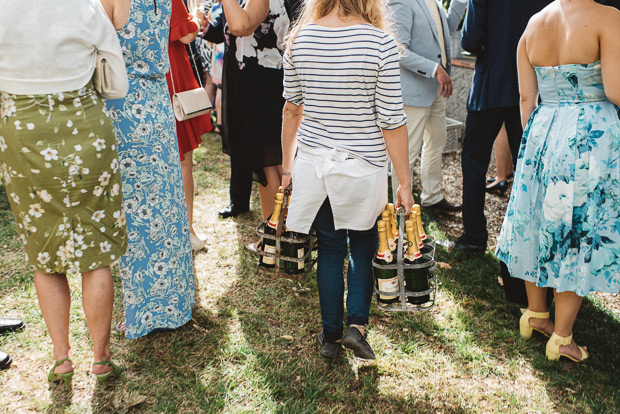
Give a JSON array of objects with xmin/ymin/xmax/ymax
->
[
  {"xmin": 317, "ymin": 331, "xmax": 341, "ymax": 359},
  {"xmin": 342, "ymin": 326, "xmax": 376, "ymax": 360}
]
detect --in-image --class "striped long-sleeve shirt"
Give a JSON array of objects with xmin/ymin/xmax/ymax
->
[{"xmin": 283, "ymin": 23, "xmax": 407, "ymax": 167}]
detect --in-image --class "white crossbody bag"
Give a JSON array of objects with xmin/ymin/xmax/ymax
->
[{"xmin": 169, "ymin": 45, "xmax": 212, "ymax": 121}]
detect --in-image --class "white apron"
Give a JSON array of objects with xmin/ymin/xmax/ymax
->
[{"xmin": 286, "ymin": 144, "xmax": 388, "ymax": 234}]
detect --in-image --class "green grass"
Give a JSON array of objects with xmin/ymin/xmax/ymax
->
[{"xmin": 1, "ymin": 132, "xmax": 619, "ymax": 413}]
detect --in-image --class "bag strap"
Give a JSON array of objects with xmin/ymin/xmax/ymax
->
[{"xmin": 169, "ymin": 31, "xmax": 204, "ymax": 95}]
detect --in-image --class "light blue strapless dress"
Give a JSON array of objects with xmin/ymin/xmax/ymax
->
[{"xmin": 496, "ymin": 61, "xmax": 620, "ymax": 296}]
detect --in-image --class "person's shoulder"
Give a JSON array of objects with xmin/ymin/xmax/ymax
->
[{"xmin": 594, "ymin": 1, "xmax": 620, "ymax": 22}]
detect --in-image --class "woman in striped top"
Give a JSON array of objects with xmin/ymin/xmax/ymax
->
[{"xmin": 282, "ymin": 0, "xmax": 414, "ymax": 359}]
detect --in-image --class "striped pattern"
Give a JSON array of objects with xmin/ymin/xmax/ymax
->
[{"xmin": 283, "ymin": 23, "xmax": 407, "ymax": 167}]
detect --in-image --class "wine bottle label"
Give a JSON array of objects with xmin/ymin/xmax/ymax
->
[
  {"xmin": 267, "ymin": 220, "xmax": 278, "ymax": 229},
  {"xmin": 263, "ymin": 245, "xmax": 276, "ymax": 265},
  {"xmin": 297, "ymin": 247, "xmax": 304, "ymax": 269},
  {"xmin": 418, "ymin": 241, "xmax": 424, "ymax": 248},
  {"xmin": 378, "ymin": 276, "xmax": 399, "ymax": 300},
  {"xmin": 405, "ymin": 252, "xmax": 422, "ymax": 261},
  {"xmin": 388, "ymin": 238, "xmax": 396, "ymax": 251},
  {"xmin": 420, "ymin": 234, "xmax": 427, "ymax": 241},
  {"xmin": 377, "ymin": 251, "xmax": 393, "ymax": 262}
]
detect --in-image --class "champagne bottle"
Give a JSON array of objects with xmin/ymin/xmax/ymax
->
[
  {"xmin": 260, "ymin": 192, "xmax": 284, "ymax": 269},
  {"xmin": 386, "ymin": 203, "xmax": 399, "ymax": 242},
  {"xmin": 404, "ymin": 219, "xmax": 430, "ymax": 304},
  {"xmin": 381, "ymin": 210, "xmax": 397, "ymax": 251},
  {"xmin": 284, "ymin": 228, "xmax": 306, "ymax": 275},
  {"xmin": 411, "ymin": 204, "xmax": 427, "ymax": 242},
  {"xmin": 375, "ymin": 220, "xmax": 399, "ymax": 305},
  {"xmin": 410, "ymin": 211, "xmax": 424, "ymax": 250},
  {"xmin": 280, "ymin": 189, "xmax": 305, "ymax": 274}
]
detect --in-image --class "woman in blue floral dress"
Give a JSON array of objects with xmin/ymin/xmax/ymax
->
[
  {"xmin": 105, "ymin": 0, "xmax": 195, "ymax": 339},
  {"xmin": 496, "ymin": 0, "xmax": 620, "ymax": 362}
]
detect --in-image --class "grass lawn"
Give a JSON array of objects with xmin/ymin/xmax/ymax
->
[{"xmin": 1, "ymin": 132, "xmax": 619, "ymax": 413}]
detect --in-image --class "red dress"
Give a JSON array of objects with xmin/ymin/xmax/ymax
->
[{"xmin": 166, "ymin": 0, "xmax": 213, "ymax": 160}]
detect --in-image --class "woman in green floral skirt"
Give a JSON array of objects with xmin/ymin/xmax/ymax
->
[{"xmin": 0, "ymin": 0, "xmax": 130, "ymax": 389}]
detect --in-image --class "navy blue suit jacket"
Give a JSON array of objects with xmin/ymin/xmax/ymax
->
[{"xmin": 461, "ymin": 0, "xmax": 552, "ymax": 111}]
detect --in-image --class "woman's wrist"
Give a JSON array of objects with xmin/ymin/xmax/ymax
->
[{"xmin": 282, "ymin": 171, "xmax": 291, "ymax": 176}]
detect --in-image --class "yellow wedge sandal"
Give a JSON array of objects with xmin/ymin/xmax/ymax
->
[
  {"xmin": 519, "ymin": 308, "xmax": 551, "ymax": 338},
  {"xmin": 546, "ymin": 332, "xmax": 588, "ymax": 362},
  {"xmin": 48, "ymin": 358, "xmax": 74, "ymax": 391}
]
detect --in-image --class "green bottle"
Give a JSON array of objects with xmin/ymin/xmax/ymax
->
[
  {"xmin": 375, "ymin": 220, "xmax": 399, "ymax": 305},
  {"xmin": 260, "ymin": 193, "xmax": 284, "ymax": 269},
  {"xmin": 404, "ymin": 215, "xmax": 430, "ymax": 304}
]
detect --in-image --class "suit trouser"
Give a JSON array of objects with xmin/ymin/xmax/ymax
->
[
  {"xmin": 461, "ymin": 107, "xmax": 522, "ymax": 246},
  {"xmin": 391, "ymin": 93, "xmax": 447, "ymax": 206}
]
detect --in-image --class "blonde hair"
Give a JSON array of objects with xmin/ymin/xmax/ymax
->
[{"xmin": 285, "ymin": 0, "xmax": 393, "ymax": 51}]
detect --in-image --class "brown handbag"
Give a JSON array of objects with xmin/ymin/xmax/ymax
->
[{"xmin": 170, "ymin": 45, "xmax": 212, "ymax": 121}]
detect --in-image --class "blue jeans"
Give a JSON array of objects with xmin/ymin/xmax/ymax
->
[{"xmin": 312, "ymin": 198, "xmax": 378, "ymax": 342}]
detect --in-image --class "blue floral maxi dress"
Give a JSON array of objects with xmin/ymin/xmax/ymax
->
[
  {"xmin": 104, "ymin": 0, "xmax": 195, "ymax": 339},
  {"xmin": 496, "ymin": 62, "xmax": 620, "ymax": 297}
]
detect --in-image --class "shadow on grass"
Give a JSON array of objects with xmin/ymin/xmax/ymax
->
[{"xmin": 379, "ymin": 219, "xmax": 620, "ymax": 414}]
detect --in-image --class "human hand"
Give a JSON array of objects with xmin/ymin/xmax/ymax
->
[
  {"xmin": 395, "ymin": 185, "xmax": 414, "ymax": 215},
  {"xmin": 435, "ymin": 65, "xmax": 453, "ymax": 98},
  {"xmin": 281, "ymin": 173, "xmax": 292, "ymax": 191}
]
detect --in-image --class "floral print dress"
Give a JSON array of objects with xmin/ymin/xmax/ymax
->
[
  {"xmin": 104, "ymin": 0, "xmax": 195, "ymax": 339},
  {"xmin": 496, "ymin": 61, "xmax": 620, "ymax": 296}
]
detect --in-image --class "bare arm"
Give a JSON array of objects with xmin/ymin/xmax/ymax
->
[
  {"xmin": 600, "ymin": 9, "xmax": 620, "ymax": 106},
  {"xmin": 281, "ymin": 101, "xmax": 303, "ymax": 190},
  {"xmin": 517, "ymin": 34, "xmax": 539, "ymax": 129},
  {"xmin": 383, "ymin": 125, "xmax": 414, "ymax": 215},
  {"xmin": 222, "ymin": 0, "xmax": 269, "ymax": 37},
  {"xmin": 178, "ymin": 23, "xmax": 200, "ymax": 44},
  {"xmin": 100, "ymin": 0, "xmax": 130, "ymax": 30}
]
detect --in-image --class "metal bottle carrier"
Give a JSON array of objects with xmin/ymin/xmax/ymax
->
[
  {"xmin": 254, "ymin": 187, "xmax": 317, "ymax": 280},
  {"xmin": 373, "ymin": 209, "xmax": 438, "ymax": 312}
]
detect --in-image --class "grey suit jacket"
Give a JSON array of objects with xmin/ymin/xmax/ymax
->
[{"xmin": 387, "ymin": 0, "xmax": 467, "ymax": 108}]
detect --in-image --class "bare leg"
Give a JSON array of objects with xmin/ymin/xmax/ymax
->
[
  {"xmin": 258, "ymin": 164, "xmax": 283, "ymax": 221},
  {"xmin": 203, "ymin": 71, "xmax": 216, "ymax": 104},
  {"xmin": 181, "ymin": 151, "xmax": 197, "ymax": 235},
  {"xmin": 34, "ymin": 271, "xmax": 74, "ymax": 374},
  {"xmin": 554, "ymin": 290, "xmax": 588, "ymax": 360},
  {"xmin": 82, "ymin": 266, "xmax": 114, "ymax": 375},
  {"xmin": 215, "ymin": 87, "xmax": 222, "ymax": 132},
  {"xmin": 488, "ymin": 127, "xmax": 512, "ymax": 187},
  {"xmin": 524, "ymin": 281, "xmax": 554, "ymax": 335}
]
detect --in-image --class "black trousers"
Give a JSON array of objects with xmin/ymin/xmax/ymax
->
[
  {"xmin": 461, "ymin": 107, "xmax": 522, "ymax": 246},
  {"xmin": 229, "ymin": 153, "xmax": 253, "ymax": 209}
]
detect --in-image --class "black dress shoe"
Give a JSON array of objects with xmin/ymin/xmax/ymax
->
[
  {"xmin": 436, "ymin": 236, "xmax": 486, "ymax": 253},
  {"xmin": 486, "ymin": 180, "xmax": 508, "ymax": 195},
  {"xmin": 0, "ymin": 351, "xmax": 12, "ymax": 370},
  {"xmin": 425, "ymin": 198, "xmax": 462, "ymax": 213},
  {"xmin": 318, "ymin": 331, "xmax": 341, "ymax": 359},
  {"xmin": 218, "ymin": 204, "xmax": 249, "ymax": 219},
  {"xmin": 342, "ymin": 326, "xmax": 376, "ymax": 360},
  {"xmin": 0, "ymin": 318, "xmax": 25, "ymax": 334}
]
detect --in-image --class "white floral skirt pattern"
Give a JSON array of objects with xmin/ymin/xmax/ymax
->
[
  {"xmin": 0, "ymin": 86, "xmax": 127, "ymax": 273},
  {"xmin": 105, "ymin": 76, "xmax": 195, "ymax": 339}
]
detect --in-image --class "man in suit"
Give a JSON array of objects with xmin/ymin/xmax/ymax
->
[
  {"xmin": 442, "ymin": 0, "xmax": 552, "ymax": 252},
  {"xmin": 387, "ymin": 0, "xmax": 467, "ymax": 213}
]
